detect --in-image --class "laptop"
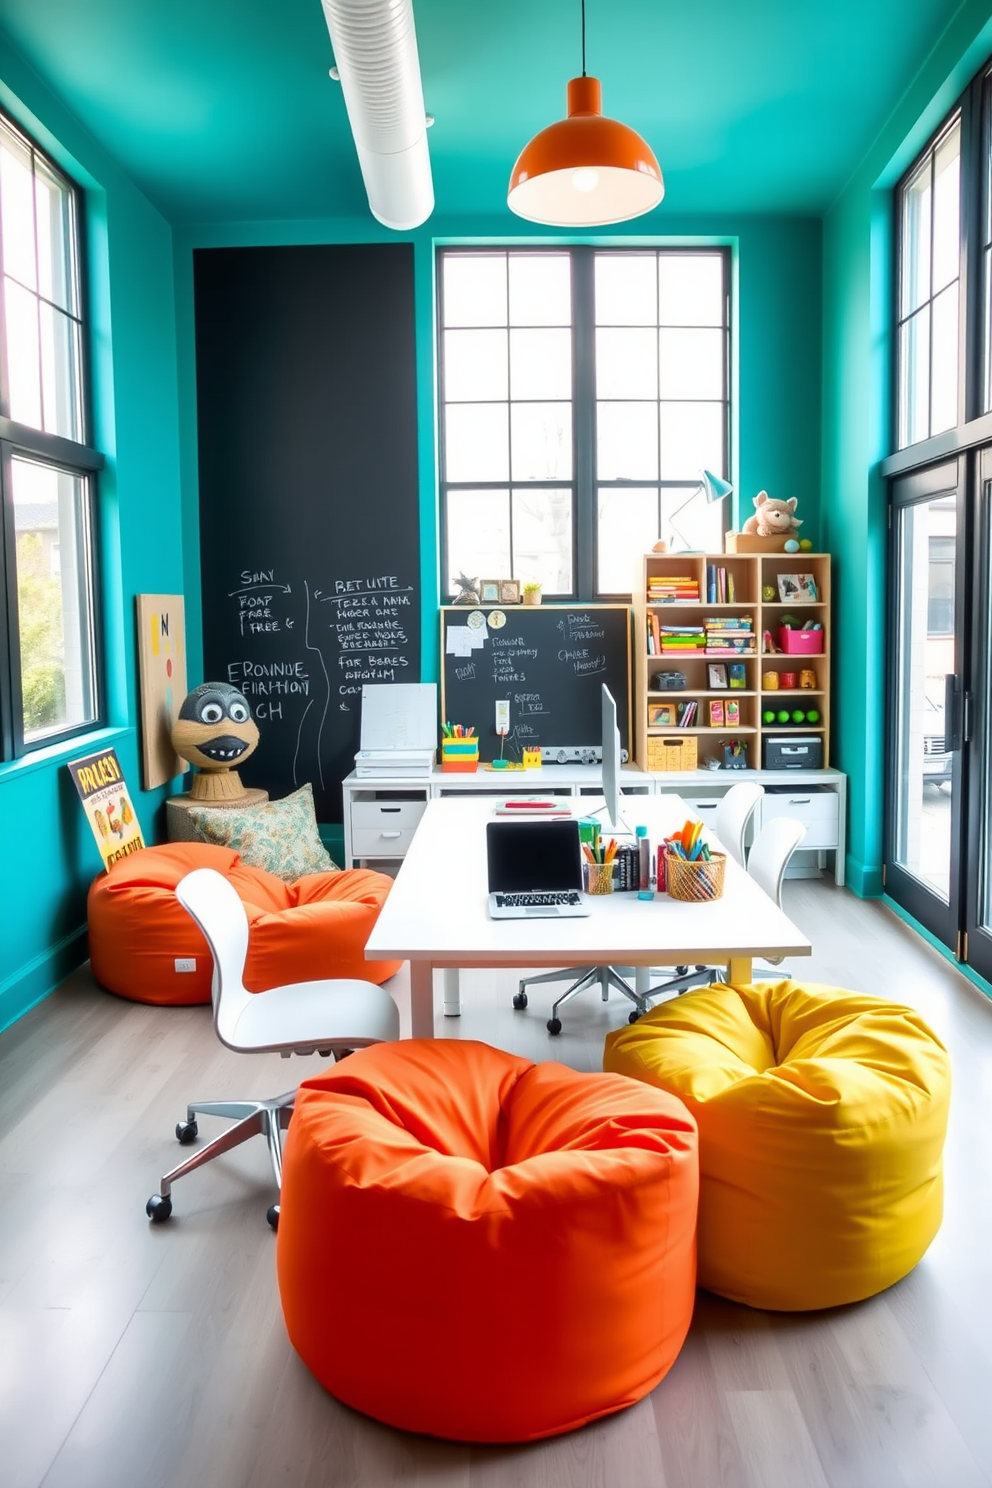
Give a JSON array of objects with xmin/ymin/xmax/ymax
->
[{"xmin": 486, "ymin": 818, "xmax": 590, "ymax": 919}]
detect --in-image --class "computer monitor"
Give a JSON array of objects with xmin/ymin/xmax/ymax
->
[{"xmin": 601, "ymin": 684, "xmax": 621, "ymax": 832}]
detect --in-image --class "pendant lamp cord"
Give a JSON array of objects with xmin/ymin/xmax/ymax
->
[{"xmin": 580, "ymin": 0, "xmax": 587, "ymax": 75}]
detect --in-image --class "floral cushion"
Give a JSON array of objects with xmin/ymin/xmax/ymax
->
[{"xmin": 185, "ymin": 783, "xmax": 338, "ymax": 881}]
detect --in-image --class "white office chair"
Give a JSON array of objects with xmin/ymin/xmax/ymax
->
[
  {"xmin": 725, "ymin": 815, "xmax": 807, "ymax": 982},
  {"xmin": 711, "ymin": 781, "xmax": 764, "ymax": 865},
  {"xmin": 145, "ymin": 868, "xmax": 400, "ymax": 1229}
]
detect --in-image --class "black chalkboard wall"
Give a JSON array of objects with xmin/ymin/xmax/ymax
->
[
  {"xmin": 194, "ymin": 245, "xmax": 421, "ymax": 821},
  {"xmin": 440, "ymin": 606, "xmax": 631, "ymax": 763}
]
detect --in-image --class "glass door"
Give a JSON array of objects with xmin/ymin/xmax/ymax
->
[
  {"xmin": 885, "ymin": 460, "xmax": 965, "ymax": 949},
  {"xmin": 963, "ymin": 448, "xmax": 992, "ymax": 981}
]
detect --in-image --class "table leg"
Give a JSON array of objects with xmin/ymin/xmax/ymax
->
[
  {"xmin": 634, "ymin": 966, "xmax": 651, "ymax": 998},
  {"xmin": 442, "ymin": 968, "xmax": 461, "ymax": 1018},
  {"xmin": 728, "ymin": 956, "xmax": 752, "ymax": 985},
  {"xmin": 409, "ymin": 961, "xmax": 436, "ymax": 1039}
]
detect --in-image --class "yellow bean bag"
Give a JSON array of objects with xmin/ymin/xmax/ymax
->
[{"xmin": 604, "ymin": 981, "xmax": 950, "ymax": 1311}]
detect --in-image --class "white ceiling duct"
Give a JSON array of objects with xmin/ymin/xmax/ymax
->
[{"xmin": 320, "ymin": 0, "xmax": 434, "ymax": 230}]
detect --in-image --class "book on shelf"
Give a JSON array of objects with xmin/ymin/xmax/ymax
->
[
  {"xmin": 677, "ymin": 700, "xmax": 697, "ymax": 727},
  {"xmin": 705, "ymin": 565, "xmax": 737, "ymax": 604},
  {"xmin": 648, "ymin": 575, "xmax": 700, "ymax": 603},
  {"xmin": 708, "ymin": 699, "xmax": 724, "ymax": 727},
  {"xmin": 725, "ymin": 700, "xmax": 740, "ymax": 727}
]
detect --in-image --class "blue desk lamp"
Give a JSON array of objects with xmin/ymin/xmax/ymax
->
[{"xmin": 668, "ymin": 469, "xmax": 733, "ymax": 551}]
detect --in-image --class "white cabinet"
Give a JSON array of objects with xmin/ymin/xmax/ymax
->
[{"xmin": 760, "ymin": 788, "xmax": 839, "ymax": 850}]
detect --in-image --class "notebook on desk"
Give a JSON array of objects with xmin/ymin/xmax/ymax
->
[{"xmin": 486, "ymin": 818, "xmax": 590, "ymax": 919}]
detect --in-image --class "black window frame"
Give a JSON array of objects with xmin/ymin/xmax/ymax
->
[
  {"xmin": 0, "ymin": 108, "xmax": 104, "ymax": 761},
  {"xmin": 436, "ymin": 244, "xmax": 731, "ymax": 603}
]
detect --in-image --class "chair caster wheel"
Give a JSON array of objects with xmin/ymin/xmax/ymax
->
[
  {"xmin": 512, "ymin": 992, "xmax": 528, "ymax": 1010},
  {"xmin": 628, "ymin": 1010, "xmax": 641, "ymax": 1024},
  {"xmin": 176, "ymin": 1119, "xmax": 198, "ymax": 1145},
  {"xmin": 546, "ymin": 1018, "xmax": 562, "ymax": 1036},
  {"xmin": 695, "ymin": 964, "xmax": 708, "ymax": 972},
  {"xmin": 146, "ymin": 1194, "xmax": 172, "ymax": 1222},
  {"xmin": 267, "ymin": 1204, "xmax": 280, "ymax": 1231},
  {"xmin": 675, "ymin": 965, "xmax": 689, "ymax": 976}
]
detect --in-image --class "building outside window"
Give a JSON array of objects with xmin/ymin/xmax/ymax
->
[
  {"xmin": 0, "ymin": 110, "xmax": 101, "ymax": 757},
  {"xmin": 437, "ymin": 247, "xmax": 730, "ymax": 599}
]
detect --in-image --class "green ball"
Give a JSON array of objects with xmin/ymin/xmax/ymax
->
[
  {"xmin": 791, "ymin": 709, "xmax": 805, "ymax": 724},
  {"xmin": 762, "ymin": 709, "xmax": 776, "ymax": 724},
  {"xmin": 799, "ymin": 538, "xmax": 813, "ymax": 551},
  {"xmin": 777, "ymin": 709, "xmax": 791, "ymax": 724},
  {"xmin": 805, "ymin": 707, "xmax": 820, "ymax": 723}
]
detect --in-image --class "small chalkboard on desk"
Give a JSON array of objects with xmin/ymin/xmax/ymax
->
[{"xmin": 440, "ymin": 605, "xmax": 631, "ymax": 763}]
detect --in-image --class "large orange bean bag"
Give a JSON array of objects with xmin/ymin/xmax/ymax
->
[
  {"xmin": 604, "ymin": 981, "xmax": 951, "ymax": 1311},
  {"xmin": 276, "ymin": 1039, "xmax": 698, "ymax": 1442},
  {"xmin": 87, "ymin": 842, "xmax": 402, "ymax": 1005}
]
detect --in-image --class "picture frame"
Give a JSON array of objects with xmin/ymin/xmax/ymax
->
[
  {"xmin": 708, "ymin": 663, "xmax": 728, "ymax": 689},
  {"xmin": 479, "ymin": 579, "xmax": 502, "ymax": 604},
  {"xmin": 499, "ymin": 579, "xmax": 521, "ymax": 604},
  {"xmin": 648, "ymin": 702, "xmax": 677, "ymax": 727},
  {"xmin": 777, "ymin": 572, "xmax": 818, "ymax": 603}
]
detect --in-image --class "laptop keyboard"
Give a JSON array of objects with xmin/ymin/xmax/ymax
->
[{"xmin": 494, "ymin": 891, "xmax": 582, "ymax": 908}]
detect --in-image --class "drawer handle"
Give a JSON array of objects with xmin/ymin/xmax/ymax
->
[
  {"xmin": 696, "ymin": 803, "xmax": 717, "ymax": 811},
  {"xmin": 379, "ymin": 807, "xmax": 402, "ymax": 814},
  {"xmin": 788, "ymin": 798, "xmax": 811, "ymax": 804},
  {"xmin": 380, "ymin": 831, "xmax": 402, "ymax": 839}
]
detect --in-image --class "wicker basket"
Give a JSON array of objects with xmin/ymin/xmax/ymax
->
[{"xmin": 666, "ymin": 850, "xmax": 726, "ymax": 902}]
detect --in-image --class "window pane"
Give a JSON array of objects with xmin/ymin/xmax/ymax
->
[
  {"xmin": 658, "ymin": 402, "xmax": 724, "ymax": 480},
  {"xmin": 508, "ymin": 254, "xmax": 570, "ymax": 325},
  {"xmin": 443, "ymin": 328, "xmax": 507, "ymax": 401},
  {"xmin": 899, "ymin": 308, "xmax": 930, "ymax": 448},
  {"xmin": 596, "ymin": 327, "xmax": 658, "ymax": 399},
  {"xmin": 446, "ymin": 488, "xmax": 510, "ymax": 587},
  {"xmin": 510, "ymin": 403, "xmax": 572, "ymax": 480},
  {"xmin": 0, "ymin": 132, "xmax": 37, "ymax": 289},
  {"xmin": 932, "ymin": 122, "xmax": 961, "ymax": 295},
  {"xmin": 40, "ymin": 302, "xmax": 82, "ymax": 440},
  {"xmin": 445, "ymin": 403, "xmax": 509, "ymax": 482},
  {"xmin": 658, "ymin": 255, "xmax": 724, "ymax": 326},
  {"xmin": 901, "ymin": 157, "xmax": 932, "ymax": 316},
  {"xmin": 597, "ymin": 402, "xmax": 658, "ymax": 479},
  {"xmin": 659, "ymin": 327, "xmax": 724, "ymax": 400},
  {"xmin": 512, "ymin": 488, "xmax": 573, "ymax": 592},
  {"xmin": 12, "ymin": 457, "xmax": 96, "ymax": 741},
  {"xmin": 5, "ymin": 277, "xmax": 42, "ymax": 427},
  {"xmin": 594, "ymin": 253, "xmax": 657, "ymax": 325},
  {"xmin": 34, "ymin": 159, "xmax": 75, "ymax": 313},
  {"xmin": 509, "ymin": 327, "xmax": 571, "ymax": 400},
  {"xmin": 930, "ymin": 283, "xmax": 958, "ymax": 434},
  {"xmin": 442, "ymin": 253, "xmax": 507, "ymax": 327},
  {"xmin": 597, "ymin": 488, "xmax": 658, "ymax": 592},
  {"xmin": 985, "ymin": 247, "xmax": 992, "ymax": 414},
  {"xmin": 663, "ymin": 482, "xmax": 726, "ymax": 553}
]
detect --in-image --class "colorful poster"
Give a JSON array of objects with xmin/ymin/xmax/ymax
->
[
  {"xmin": 68, "ymin": 747, "xmax": 145, "ymax": 870},
  {"xmin": 136, "ymin": 594, "xmax": 189, "ymax": 791}
]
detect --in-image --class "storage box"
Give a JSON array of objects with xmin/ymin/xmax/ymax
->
[
  {"xmin": 724, "ymin": 532, "xmax": 790, "ymax": 553},
  {"xmin": 646, "ymin": 735, "xmax": 698, "ymax": 771},
  {"xmin": 441, "ymin": 741, "xmax": 479, "ymax": 772},
  {"xmin": 778, "ymin": 626, "xmax": 823, "ymax": 654},
  {"xmin": 764, "ymin": 735, "xmax": 823, "ymax": 770}
]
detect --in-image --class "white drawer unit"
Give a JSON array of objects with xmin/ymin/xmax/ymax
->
[
  {"xmin": 352, "ymin": 826, "xmax": 421, "ymax": 859},
  {"xmin": 760, "ymin": 788, "xmax": 839, "ymax": 849},
  {"xmin": 350, "ymin": 799, "xmax": 428, "ymax": 834}
]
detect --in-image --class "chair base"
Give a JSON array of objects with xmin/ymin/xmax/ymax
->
[
  {"xmin": 518, "ymin": 963, "xmax": 715, "ymax": 1035},
  {"xmin": 146, "ymin": 1089, "xmax": 295, "ymax": 1223}
]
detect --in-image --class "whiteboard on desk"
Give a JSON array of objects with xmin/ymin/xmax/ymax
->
[{"xmin": 361, "ymin": 683, "xmax": 437, "ymax": 751}]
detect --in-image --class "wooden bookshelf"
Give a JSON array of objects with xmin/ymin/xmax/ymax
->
[{"xmin": 632, "ymin": 551, "xmax": 831, "ymax": 771}]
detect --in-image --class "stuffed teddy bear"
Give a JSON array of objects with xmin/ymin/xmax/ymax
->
[{"xmin": 742, "ymin": 490, "xmax": 802, "ymax": 537}]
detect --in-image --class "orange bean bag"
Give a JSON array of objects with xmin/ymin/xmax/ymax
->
[
  {"xmin": 87, "ymin": 842, "xmax": 403, "ymax": 1005},
  {"xmin": 276, "ymin": 1039, "xmax": 698, "ymax": 1442}
]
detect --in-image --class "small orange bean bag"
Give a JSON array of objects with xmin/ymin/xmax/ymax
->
[
  {"xmin": 276, "ymin": 1039, "xmax": 698, "ymax": 1442},
  {"xmin": 604, "ymin": 981, "xmax": 951, "ymax": 1311},
  {"xmin": 87, "ymin": 841, "xmax": 402, "ymax": 1005}
]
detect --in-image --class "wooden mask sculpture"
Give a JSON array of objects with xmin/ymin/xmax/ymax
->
[{"xmin": 171, "ymin": 682, "xmax": 260, "ymax": 801}]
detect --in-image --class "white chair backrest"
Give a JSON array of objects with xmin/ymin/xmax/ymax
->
[
  {"xmin": 747, "ymin": 817, "xmax": 806, "ymax": 906},
  {"xmin": 713, "ymin": 782, "xmax": 764, "ymax": 866},
  {"xmin": 175, "ymin": 868, "xmax": 253, "ymax": 1046}
]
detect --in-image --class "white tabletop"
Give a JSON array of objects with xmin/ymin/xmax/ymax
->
[{"xmin": 367, "ymin": 794, "xmax": 812, "ymax": 972}]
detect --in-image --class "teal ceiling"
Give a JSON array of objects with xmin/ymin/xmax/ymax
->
[{"xmin": 0, "ymin": 0, "xmax": 962, "ymax": 224}]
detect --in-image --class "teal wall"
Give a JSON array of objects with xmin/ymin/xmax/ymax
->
[
  {"xmin": 821, "ymin": 0, "xmax": 992, "ymax": 896},
  {"xmin": 0, "ymin": 47, "xmax": 186, "ymax": 1031}
]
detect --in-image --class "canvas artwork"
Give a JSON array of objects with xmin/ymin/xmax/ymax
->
[
  {"xmin": 68, "ymin": 747, "xmax": 144, "ymax": 871},
  {"xmin": 777, "ymin": 573, "xmax": 819, "ymax": 603},
  {"xmin": 136, "ymin": 594, "xmax": 189, "ymax": 790}
]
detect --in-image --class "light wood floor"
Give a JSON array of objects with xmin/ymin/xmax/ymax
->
[{"xmin": 2, "ymin": 879, "xmax": 991, "ymax": 1488}]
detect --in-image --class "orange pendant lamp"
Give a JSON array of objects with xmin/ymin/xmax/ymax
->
[{"xmin": 507, "ymin": 0, "xmax": 664, "ymax": 227}]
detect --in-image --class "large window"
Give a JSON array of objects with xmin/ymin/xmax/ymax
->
[
  {"xmin": 438, "ymin": 247, "xmax": 730, "ymax": 599},
  {"xmin": 0, "ymin": 111, "xmax": 101, "ymax": 756}
]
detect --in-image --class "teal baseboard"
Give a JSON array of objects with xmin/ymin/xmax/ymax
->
[
  {"xmin": 0, "ymin": 925, "xmax": 89, "ymax": 1035},
  {"xmin": 882, "ymin": 896, "xmax": 992, "ymax": 1003},
  {"xmin": 843, "ymin": 854, "xmax": 884, "ymax": 898}
]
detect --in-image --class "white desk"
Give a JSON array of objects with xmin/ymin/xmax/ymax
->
[{"xmin": 366, "ymin": 795, "xmax": 812, "ymax": 1038}]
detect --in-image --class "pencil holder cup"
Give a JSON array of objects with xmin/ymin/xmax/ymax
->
[
  {"xmin": 441, "ymin": 740, "xmax": 479, "ymax": 772},
  {"xmin": 665, "ymin": 851, "xmax": 726, "ymax": 902},
  {"xmin": 583, "ymin": 861, "xmax": 616, "ymax": 895}
]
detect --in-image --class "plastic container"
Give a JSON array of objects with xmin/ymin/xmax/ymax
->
[
  {"xmin": 778, "ymin": 626, "xmax": 823, "ymax": 655},
  {"xmin": 441, "ymin": 740, "xmax": 480, "ymax": 772},
  {"xmin": 636, "ymin": 825, "xmax": 653, "ymax": 898},
  {"xmin": 583, "ymin": 861, "xmax": 616, "ymax": 895}
]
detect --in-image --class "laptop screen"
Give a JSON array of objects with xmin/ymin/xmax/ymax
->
[{"xmin": 486, "ymin": 819, "xmax": 583, "ymax": 894}]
